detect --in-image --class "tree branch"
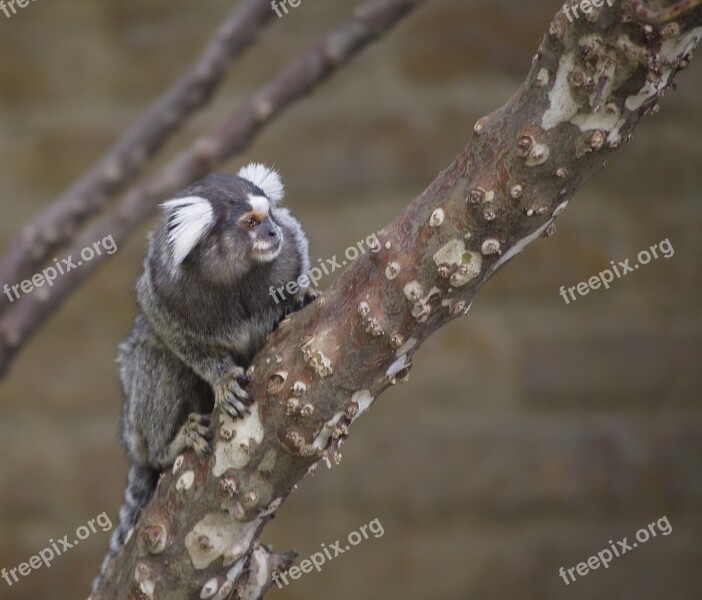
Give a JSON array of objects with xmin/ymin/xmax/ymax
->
[
  {"xmin": 0, "ymin": 0, "xmax": 426, "ymax": 377},
  {"xmin": 631, "ymin": 0, "xmax": 702, "ymax": 23},
  {"xmin": 92, "ymin": 0, "xmax": 702, "ymax": 598},
  {"xmin": 0, "ymin": 0, "xmax": 275, "ymax": 316}
]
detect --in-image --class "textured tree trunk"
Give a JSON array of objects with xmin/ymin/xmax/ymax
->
[{"xmin": 92, "ymin": 1, "xmax": 702, "ymax": 598}]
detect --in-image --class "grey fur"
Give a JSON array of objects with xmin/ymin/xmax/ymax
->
[{"xmin": 94, "ymin": 170, "xmax": 314, "ymax": 591}]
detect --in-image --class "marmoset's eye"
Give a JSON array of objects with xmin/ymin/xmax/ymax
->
[{"xmin": 245, "ymin": 217, "xmax": 259, "ymax": 229}]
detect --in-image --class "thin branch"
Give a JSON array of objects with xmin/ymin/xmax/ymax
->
[
  {"xmin": 0, "ymin": 0, "xmax": 427, "ymax": 377},
  {"xmin": 92, "ymin": 1, "xmax": 702, "ymax": 597},
  {"xmin": 0, "ymin": 0, "xmax": 275, "ymax": 314}
]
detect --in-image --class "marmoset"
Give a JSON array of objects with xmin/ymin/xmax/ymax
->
[{"xmin": 94, "ymin": 164, "xmax": 314, "ymax": 589}]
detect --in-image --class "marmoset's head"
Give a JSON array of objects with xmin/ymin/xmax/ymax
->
[{"xmin": 157, "ymin": 163, "xmax": 287, "ymax": 282}]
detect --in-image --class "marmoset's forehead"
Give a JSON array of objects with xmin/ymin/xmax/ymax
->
[
  {"xmin": 246, "ymin": 195, "xmax": 270, "ymax": 217},
  {"xmin": 186, "ymin": 173, "xmax": 264, "ymax": 203},
  {"xmin": 172, "ymin": 164, "xmax": 284, "ymax": 211}
]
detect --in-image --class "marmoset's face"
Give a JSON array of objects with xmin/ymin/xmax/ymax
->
[
  {"xmin": 235, "ymin": 195, "xmax": 282, "ymax": 263},
  {"xmin": 192, "ymin": 193, "xmax": 285, "ymax": 283},
  {"xmin": 161, "ymin": 172, "xmax": 287, "ymax": 283}
]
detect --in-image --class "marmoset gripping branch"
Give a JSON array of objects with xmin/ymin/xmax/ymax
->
[
  {"xmin": 93, "ymin": 165, "xmax": 316, "ymax": 591},
  {"xmin": 93, "ymin": 1, "xmax": 702, "ymax": 597}
]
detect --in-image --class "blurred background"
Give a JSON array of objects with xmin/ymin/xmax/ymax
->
[{"xmin": 1, "ymin": 0, "xmax": 701, "ymax": 598}]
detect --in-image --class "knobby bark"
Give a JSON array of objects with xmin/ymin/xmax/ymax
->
[
  {"xmin": 0, "ymin": 0, "xmax": 426, "ymax": 378},
  {"xmin": 85, "ymin": 0, "xmax": 699, "ymax": 598}
]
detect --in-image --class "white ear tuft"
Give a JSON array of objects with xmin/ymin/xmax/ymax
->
[
  {"xmin": 237, "ymin": 163, "xmax": 284, "ymax": 202},
  {"xmin": 161, "ymin": 196, "xmax": 215, "ymax": 267}
]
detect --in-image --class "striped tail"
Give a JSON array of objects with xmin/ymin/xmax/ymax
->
[{"xmin": 93, "ymin": 464, "xmax": 159, "ymax": 591}]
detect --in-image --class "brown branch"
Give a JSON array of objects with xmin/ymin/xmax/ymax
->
[
  {"xmin": 92, "ymin": 1, "xmax": 702, "ymax": 598},
  {"xmin": 630, "ymin": 0, "xmax": 702, "ymax": 23},
  {"xmin": 0, "ymin": 0, "xmax": 427, "ymax": 377},
  {"xmin": 0, "ymin": 0, "xmax": 275, "ymax": 315}
]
